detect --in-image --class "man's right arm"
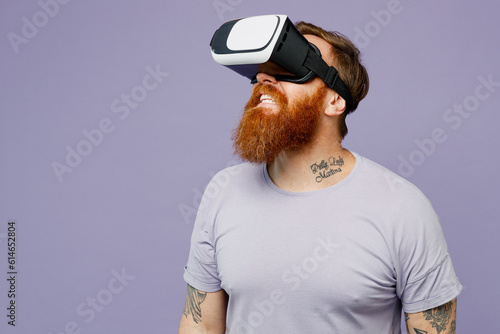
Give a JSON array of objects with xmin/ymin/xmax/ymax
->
[{"xmin": 178, "ymin": 284, "xmax": 228, "ymax": 334}]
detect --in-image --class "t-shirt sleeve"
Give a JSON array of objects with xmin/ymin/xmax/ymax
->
[
  {"xmin": 183, "ymin": 181, "xmax": 222, "ymax": 293},
  {"xmin": 394, "ymin": 192, "xmax": 462, "ymax": 313}
]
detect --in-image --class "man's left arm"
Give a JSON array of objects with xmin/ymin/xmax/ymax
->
[{"xmin": 404, "ymin": 298, "xmax": 457, "ymax": 334}]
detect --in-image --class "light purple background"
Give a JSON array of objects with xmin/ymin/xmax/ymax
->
[{"xmin": 0, "ymin": 0, "xmax": 498, "ymax": 333}]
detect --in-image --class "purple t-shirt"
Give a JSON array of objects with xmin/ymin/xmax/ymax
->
[{"xmin": 183, "ymin": 152, "xmax": 462, "ymax": 333}]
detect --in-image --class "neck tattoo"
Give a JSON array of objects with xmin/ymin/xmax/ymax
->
[{"xmin": 310, "ymin": 156, "xmax": 344, "ymax": 183}]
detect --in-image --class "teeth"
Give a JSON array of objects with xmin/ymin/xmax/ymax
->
[{"xmin": 260, "ymin": 94, "xmax": 276, "ymax": 104}]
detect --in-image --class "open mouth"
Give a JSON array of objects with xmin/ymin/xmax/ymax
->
[{"xmin": 260, "ymin": 94, "xmax": 278, "ymax": 105}]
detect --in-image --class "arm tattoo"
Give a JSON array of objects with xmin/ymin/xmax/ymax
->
[
  {"xmin": 183, "ymin": 284, "xmax": 207, "ymax": 324},
  {"xmin": 422, "ymin": 300, "xmax": 454, "ymax": 333},
  {"xmin": 446, "ymin": 307, "xmax": 457, "ymax": 334},
  {"xmin": 414, "ymin": 330, "xmax": 428, "ymax": 334},
  {"xmin": 447, "ymin": 320, "xmax": 456, "ymax": 334},
  {"xmin": 405, "ymin": 313, "xmax": 410, "ymax": 333}
]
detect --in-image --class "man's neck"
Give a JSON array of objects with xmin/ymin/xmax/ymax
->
[{"xmin": 266, "ymin": 139, "xmax": 356, "ymax": 192}]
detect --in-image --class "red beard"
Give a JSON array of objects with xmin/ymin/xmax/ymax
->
[{"xmin": 232, "ymin": 83, "xmax": 327, "ymax": 164}]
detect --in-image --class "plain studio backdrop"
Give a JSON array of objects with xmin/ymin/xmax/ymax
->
[{"xmin": 0, "ymin": 0, "xmax": 498, "ymax": 333}]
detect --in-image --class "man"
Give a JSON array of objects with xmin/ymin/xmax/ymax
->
[{"xmin": 178, "ymin": 19, "xmax": 462, "ymax": 334}]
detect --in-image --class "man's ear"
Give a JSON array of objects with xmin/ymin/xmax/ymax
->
[{"xmin": 324, "ymin": 91, "xmax": 346, "ymax": 117}]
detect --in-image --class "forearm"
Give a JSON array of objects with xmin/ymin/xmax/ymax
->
[
  {"xmin": 405, "ymin": 298, "xmax": 457, "ymax": 334},
  {"xmin": 178, "ymin": 318, "xmax": 204, "ymax": 334},
  {"xmin": 178, "ymin": 285, "xmax": 227, "ymax": 334},
  {"xmin": 178, "ymin": 317, "xmax": 215, "ymax": 334},
  {"xmin": 178, "ymin": 313, "xmax": 226, "ymax": 334}
]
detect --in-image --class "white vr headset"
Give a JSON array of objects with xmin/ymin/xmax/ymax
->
[{"xmin": 210, "ymin": 14, "xmax": 354, "ymax": 112}]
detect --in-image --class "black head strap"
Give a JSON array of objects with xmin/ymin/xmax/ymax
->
[{"xmin": 303, "ymin": 48, "xmax": 354, "ymax": 113}]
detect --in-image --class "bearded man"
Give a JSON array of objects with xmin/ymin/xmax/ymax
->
[{"xmin": 178, "ymin": 19, "xmax": 462, "ymax": 334}]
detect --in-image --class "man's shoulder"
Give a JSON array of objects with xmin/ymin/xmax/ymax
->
[
  {"xmin": 354, "ymin": 152, "xmax": 431, "ymax": 205},
  {"xmin": 354, "ymin": 153, "xmax": 440, "ymax": 227}
]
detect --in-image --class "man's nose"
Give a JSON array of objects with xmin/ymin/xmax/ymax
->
[{"xmin": 255, "ymin": 72, "xmax": 278, "ymax": 85}]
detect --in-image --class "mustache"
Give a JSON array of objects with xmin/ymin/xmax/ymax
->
[{"xmin": 245, "ymin": 84, "xmax": 288, "ymax": 110}]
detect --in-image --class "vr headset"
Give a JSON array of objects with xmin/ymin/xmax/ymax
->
[{"xmin": 210, "ymin": 14, "xmax": 354, "ymax": 112}]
